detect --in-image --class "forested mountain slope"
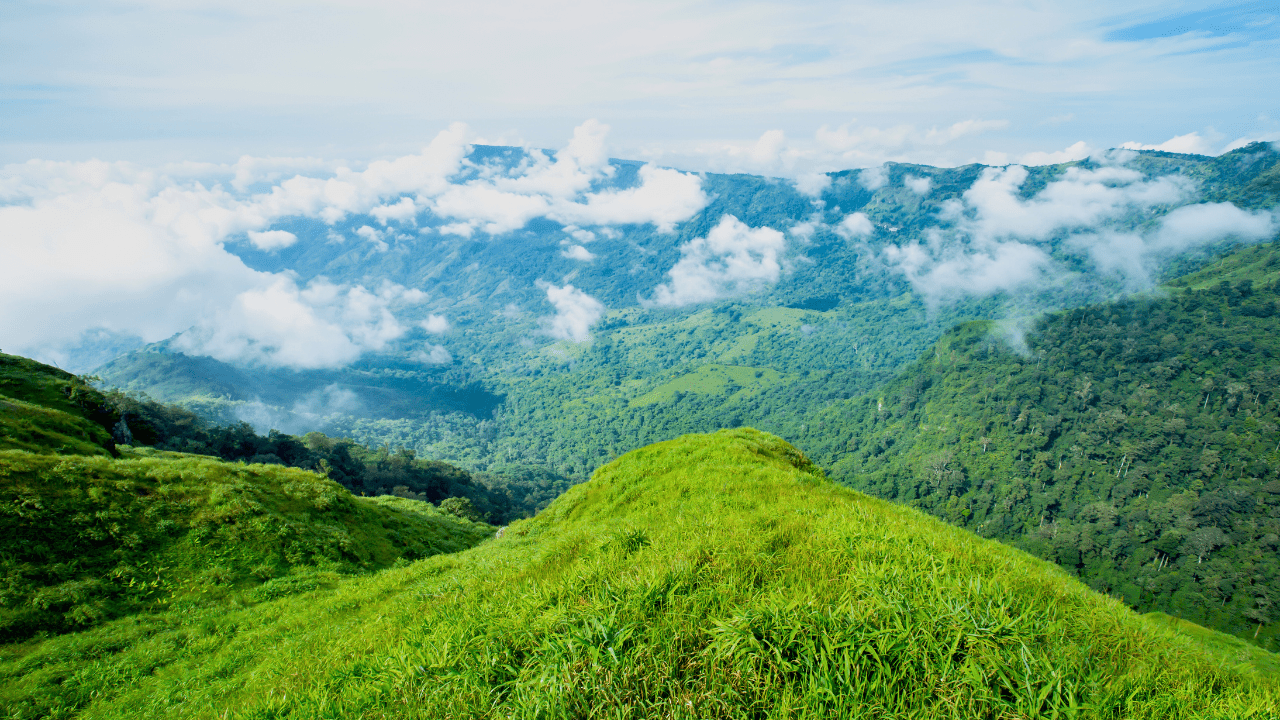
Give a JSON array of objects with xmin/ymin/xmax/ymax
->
[
  {"xmin": 0, "ymin": 351, "xmax": 566, "ymax": 523},
  {"xmin": 4, "ymin": 430, "xmax": 1276, "ymax": 718},
  {"xmin": 805, "ymin": 241, "xmax": 1280, "ymax": 650},
  {"xmin": 97, "ymin": 144, "xmax": 1280, "ymax": 479}
]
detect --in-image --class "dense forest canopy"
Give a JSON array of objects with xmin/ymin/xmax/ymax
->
[{"xmin": 804, "ymin": 242, "xmax": 1280, "ymax": 649}]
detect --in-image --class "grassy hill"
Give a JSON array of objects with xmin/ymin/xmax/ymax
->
[
  {"xmin": 3, "ymin": 429, "xmax": 1277, "ymax": 718},
  {"xmin": 0, "ymin": 353, "xmax": 117, "ymax": 456},
  {"xmin": 804, "ymin": 241, "xmax": 1280, "ymax": 650},
  {"xmin": 0, "ymin": 448, "xmax": 493, "ymax": 642},
  {"xmin": 0, "ymin": 353, "xmax": 497, "ymax": 644}
]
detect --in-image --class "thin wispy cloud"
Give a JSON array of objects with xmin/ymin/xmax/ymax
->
[{"xmin": 1, "ymin": 1, "xmax": 1275, "ymax": 167}]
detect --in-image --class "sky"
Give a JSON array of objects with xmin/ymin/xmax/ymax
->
[
  {"xmin": 2, "ymin": 0, "xmax": 1278, "ymax": 172},
  {"xmin": 1, "ymin": 0, "xmax": 1278, "ymax": 372}
]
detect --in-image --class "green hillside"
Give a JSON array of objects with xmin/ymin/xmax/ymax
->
[
  {"xmin": 3, "ymin": 429, "xmax": 1276, "ymax": 718},
  {"xmin": 0, "ymin": 350, "xmax": 554, "ymax": 524},
  {"xmin": 0, "ymin": 449, "xmax": 492, "ymax": 642},
  {"xmin": 805, "ymin": 242, "xmax": 1280, "ymax": 650},
  {"xmin": 0, "ymin": 353, "xmax": 117, "ymax": 456}
]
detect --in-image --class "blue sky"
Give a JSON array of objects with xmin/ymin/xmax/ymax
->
[{"xmin": 1, "ymin": 0, "xmax": 1277, "ymax": 171}]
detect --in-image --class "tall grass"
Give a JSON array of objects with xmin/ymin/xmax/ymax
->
[
  {"xmin": 0, "ymin": 449, "xmax": 492, "ymax": 641},
  {"xmin": 3, "ymin": 429, "xmax": 1277, "ymax": 718}
]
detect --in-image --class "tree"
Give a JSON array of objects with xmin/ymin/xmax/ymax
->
[{"xmin": 1184, "ymin": 527, "xmax": 1229, "ymax": 564}]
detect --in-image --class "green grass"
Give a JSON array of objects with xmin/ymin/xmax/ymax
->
[
  {"xmin": 1165, "ymin": 241, "xmax": 1280, "ymax": 289},
  {"xmin": 0, "ymin": 353, "xmax": 115, "ymax": 456},
  {"xmin": 3, "ymin": 429, "xmax": 1276, "ymax": 718},
  {"xmin": 0, "ymin": 449, "xmax": 492, "ymax": 642},
  {"xmin": 0, "ymin": 397, "xmax": 112, "ymax": 457},
  {"xmin": 630, "ymin": 364, "xmax": 786, "ymax": 406},
  {"xmin": 1143, "ymin": 612, "xmax": 1280, "ymax": 677}
]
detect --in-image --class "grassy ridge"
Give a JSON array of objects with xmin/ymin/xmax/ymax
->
[
  {"xmin": 4, "ymin": 429, "xmax": 1275, "ymax": 718},
  {"xmin": 0, "ymin": 449, "xmax": 492, "ymax": 642},
  {"xmin": 0, "ymin": 353, "xmax": 116, "ymax": 456}
]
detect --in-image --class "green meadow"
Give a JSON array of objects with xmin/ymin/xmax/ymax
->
[{"xmin": 4, "ymin": 429, "xmax": 1276, "ymax": 718}]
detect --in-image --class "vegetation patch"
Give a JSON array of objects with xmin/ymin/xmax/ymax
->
[
  {"xmin": 630, "ymin": 364, "xmax": 785, "ymax": 407},
  {"xmin": 0, "ymin": 450, "xmax": 491, "ymax": 641},
  {"xmin": 806, "ymin": 244, "xmax": 1280, "ymax": 649},
  {"xmin": 2, "ymin": 429, "xmax": 1276, "ymax": 718}
]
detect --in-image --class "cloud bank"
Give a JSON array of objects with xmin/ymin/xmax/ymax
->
[
  {"xmin": 883, "ymin": 162, "xmax": 1277, "ymax": 301},
  {"xmin": 649, "ymin": 215, "xmax": 787, "ymax": 306},
  {"xmin": 173, "ymin": 278, "xmax": 421, "ymax": 369},
  {"xmin": 540, "ymin": 282, "xmax": 605, "ymax": 342},
  {"xmin": 0, "ymin": 121, "xmax": 708, "ymax": 368}
]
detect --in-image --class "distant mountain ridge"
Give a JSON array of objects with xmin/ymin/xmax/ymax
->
[{"xmin": 99, "ymin": 143, "xmax": 1280, "ymax": 478}]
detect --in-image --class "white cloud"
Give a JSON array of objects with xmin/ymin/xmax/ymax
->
[
  {"xmin": 883, "ymin": 161, "xmax": 1276, "ymax": 301},
  {"xmin": 414, "ymin": 344, "xmax": 453, "ymax": 365},
  {"xmin": 370, "ymin": 197, "xmax": 418, "ymax": 225},
  {"xmin": 492, "ymin": 119, "xmax": 613, "ymax": 198},
  {"xmin": 409, "ymin": 122, "xmax": 708, "ymax": 235},
  {"xmin": 836, "ymin": 212, "xmax": 874, "ymax": 239},
  {"xmin": 1223, "ymin": 132, "xmax": 1280, "ymax": 153},
  {"xmin": 0, "ymin": 143, "xmax": 476, "ymax": 369},
  {"xmin": 645, "ymin": 117, "xmax": 1014, "ymax": 178},
  {"xmin": 562, "ymin": 244, "xmax": 597, "ymax": 261},
  {"xmin": 233, "ymin": 383, "xmax": 365, "ymax": 436},
  {"xmin": 246, "ymin": 123, "xmax": 471, "ymax": 225},
  {"xmin": 438, "ymin": 222, "xmax": 475, "ymax": 237},
  {"xmin": 1016, "ymin": 141, "xmax": 1093, "ymax": 167},
  {"xmin": 399, "ymin": 287, "xmax": 428, "ymax": 304},
  {"xmin": 246, "ymin": 229, "xmax": 298, "ymax": 250},
  {"xmin": 421, "ymin": 314, "xmax": 450, "ymax": 333},
  {"xmin": 749, "ymin": 130, "xmax": 790, "ymax": 167},
  {"xmin": 925, "ymin": 119, "xmax": 1010, "ymax": 143},
  {"xmin": 858, "ymin": 166, "xmax": 887, "ymax": 190},
  {"xmin": 1154, "ymin": 203, "xmax": 1276, "ymax": 250},
  {"xmin": 563, "ymin": 225, "xmax": 597, "ymax": 243},
  {"xmin": 1120, "ymin": 132, "xmax": 1216, "ymax": 156},
  {"xmin": 551, "ymin": 165, "xmax": 708, "ymax": 232},
  {"xmin": 793, "ymin": 172, "xmax": 832, "ymax": 197},
  {"xmin": 1078, "ymin": 204, "xmax": 1277, "ymax": 288},
  {"xmin": 230, "ymin": 156, "xmax": 338, "ymax": 193},
  {"xmin": 539, "ymin": 282, "xmax": 605, "ymax": 342},
  {"xmin": 814, "ymin": 119, "xmax": 1009, "ymax": 167},
  {"xmin": 648, "ymin": 215, "xmax": 787, "ymax": 306},
  {"xmin": 904, "ymin": 175, "xmax": 932, "ymax": 195},
  {"xmin": 356, "ymin": 225, "xmax": 389, "ymax": 251},
  {"xmin": 0, "ymin": 165, "xmax": 265, "ymax": 360},
  {"xmin": 887, "ymin": 239, "xmax": 1052, "ymax": 298},
  {"xmin": 959, "ymin": 165, "xmax": 1189, "ymax": 243},
  {"xmin": 789, "ymin": 222, "xmax": 817, "ymax": 241},
  {"xmin": 173, "ymin": 277, "xmax": 413, "ymax": 369},
  {"xmin": 678, "ymin": 130, "xmax": 805, "ymax": 176},
  {"xmin": 431, "ymin": 184, "xmax": 551, "ymax": 235}
]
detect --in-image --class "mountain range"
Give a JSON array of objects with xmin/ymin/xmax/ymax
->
[{"xmin": 4, "ymin": 141, "xmax": 1280, "ymax": 715}]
